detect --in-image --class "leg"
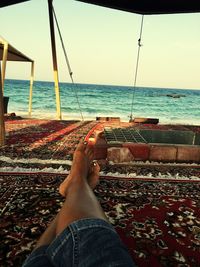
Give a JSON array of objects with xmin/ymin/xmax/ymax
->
[
  {"xmin": 56, "ymin": 141, "xmax": 107, "ymax": 235},
  {"xmin": 35, "ymin": 141, "xmax": 104, "ymax": 247},
  {"xmin": 52, "ymin": 143, "xmax": 135, "ymax": 266},
  {"xmin": 23, "ymin": 141, "xmax": 135, "ymax": 267}
]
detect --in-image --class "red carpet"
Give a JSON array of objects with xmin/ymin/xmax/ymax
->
[
  {"xmin": 0, "ymin": 172, "xmax": 199, "ymax": 267},
  {"xmin": 2, "ymin": 119, "xmax": 98, "ymax": 160}
]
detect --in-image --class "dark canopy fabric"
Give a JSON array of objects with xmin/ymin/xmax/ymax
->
[
  {"xmin": 0, "ymin": 0, "xmax": 30, "ymax": 8},
  {"xmin": 0, "ymin": 38, "xmax": 33, "ymax": 62},
  {"xmin": 2, "ymin": 0, "xmax": 200, "ymax": 14},
  {"xmin": 76, "ymin": 0, "xmax": 200, "ymax": 14}
]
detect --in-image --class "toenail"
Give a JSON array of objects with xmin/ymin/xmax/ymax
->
[
  {"xmin": 93, "ymin": 161, "xmax": 97, "ymax": 166},
  {"xmin": 84, "ymin": 141, "xmax": 88, "ymax": 145}
]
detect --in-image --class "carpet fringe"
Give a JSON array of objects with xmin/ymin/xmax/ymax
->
[{"xmin": 0, "ymin": 167, "xmax": 199, "ymax": 181}]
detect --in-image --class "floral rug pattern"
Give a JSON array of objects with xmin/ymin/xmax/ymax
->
[
  {"xmin": 0, "ymin": 172, "xmax": 199, "ymax": 267},
  {"xmin": 1, "ymin": 119, "xmax": 98, "ymax": 160},
  {"xmin": 0, "ymin": 119, "xmax": 200, "ymax": 266}
]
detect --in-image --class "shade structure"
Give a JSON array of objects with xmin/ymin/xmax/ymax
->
[
  {"xmin": 0, "ymin": 38, "xmax": 33, "ymax": 62},
  {"xmin": 0, "ymin": 0, "xmax": 62, "ymax": 146},
  {"xmin": 0, "ymin": 37, "xmax": 34, "ymax": 146},
  {"xmin": 1, "ymin": 0, "xmax": 62, "ymax": 122},
  {"xmin": 76, "ymin": 0, "xmax": 200, "ymax": 15},
  {"xmin": 2, "ymin": 0, "xmax": 200, "ymax": 14},
  {"xmin": 0, "ymin": 0, "xmax": 30, "ymax": 8},
  {"xmin": 0, "ymin": 0, "xmax": 33, "ymax": 147}
]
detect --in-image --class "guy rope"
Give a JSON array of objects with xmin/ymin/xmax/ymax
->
[
  {"xmin": 129, "ymin": 15, "xmax": 144, "ymax": 122},
  {"xmin": 52, "ymin": 4, "xmax": 84, "ymax": 121}
]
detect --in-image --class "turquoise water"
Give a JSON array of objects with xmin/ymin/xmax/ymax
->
[{"xmin": 4, "ymin": 79, "xmax": 200, "ymax": 124}]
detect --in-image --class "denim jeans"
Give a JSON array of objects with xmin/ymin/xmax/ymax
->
[{"xmin": 22, "ymin": 218, "xmax": 136, "ymax": 267}]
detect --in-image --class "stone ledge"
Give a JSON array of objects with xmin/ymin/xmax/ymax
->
[
  {"xmin": 123, "ymin": 143, "xmax": 150, "ymax": 161},
  {"xmin": 177, "ymin": 146, "xmax": 200, "ymax": 163},
  {"xmin": 149, "ymin": 145, "xmax": 177, "ymax": 162},
  {"xmin": 107, "ymin": 147, "xmax": 134, "ymax": 163}
]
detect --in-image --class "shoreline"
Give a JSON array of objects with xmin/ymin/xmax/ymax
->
[{"xmin": 6, "ymin": 111, "xmax": 200, "ymax": 126}]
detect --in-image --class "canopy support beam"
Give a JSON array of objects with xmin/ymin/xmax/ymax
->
[{"xmin": 48, "ymin": 0, "xmax": 62, "ymax": 120}]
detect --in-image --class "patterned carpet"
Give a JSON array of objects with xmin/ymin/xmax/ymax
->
[
  {"xmin": 0, "ymin": 172, "xmax": 200, "ymax": 267},
  {"xmin": 2, "ymin": 119, "xmax": 98, "ymax": 161},
  {"xmin": 0, "ymin": 119, "xmax": 200, "ymax": 266}
]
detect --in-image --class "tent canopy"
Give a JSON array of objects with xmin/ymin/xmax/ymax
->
[
  {"xmin": 0, "ymin": 0, "xmax": 30, "ymax": 8},
  {"xmin": 76, "ymin": 0, "xmax": 200, "ymax": 15},
  {"xmin": 2, "ymin": 0, "xmax": 200, "ymax": 14},
  {"xmin": 0, "ymin": 37, "xmax": 33, "ymax": 62}
]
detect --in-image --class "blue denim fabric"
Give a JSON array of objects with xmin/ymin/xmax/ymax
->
[{"xmin": 22, "ymin": 218, "xmax": 135, "ymax": 267}]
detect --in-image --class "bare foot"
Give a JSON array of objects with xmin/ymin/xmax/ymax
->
[{"xmin": 59, "ymin": 141, "xmax": 100, "ymax": 197}]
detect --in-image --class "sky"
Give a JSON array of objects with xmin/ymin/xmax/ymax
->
[{"xmin": 1, "ymin": 0, "xmax": 200, "ymax": 89}]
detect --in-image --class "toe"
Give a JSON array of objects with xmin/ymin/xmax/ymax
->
[
  {"xmin": 75, "ymin": 140, "xmax": 87, "ymax": 152},
  {"xmin": 86, "ymin": 149, "xmax": 94, "ymax": 161}
]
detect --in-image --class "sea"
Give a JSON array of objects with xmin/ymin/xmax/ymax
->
[{"xmin": 4, "ymin": 79, "xmax": 200, "ymax": 125}]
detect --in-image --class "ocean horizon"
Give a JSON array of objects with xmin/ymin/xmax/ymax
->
[{"xmin": 4, "ymin": 79, "xmax": 200, "ymax": 125}]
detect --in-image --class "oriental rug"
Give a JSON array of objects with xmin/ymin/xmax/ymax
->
[
  {"xmin": 1, "ymin": 119, "xmax": 98, "ymax": 161},
  {"xmin": 0, "ymin": 172, "xmax": 199, "ymax": 267}
]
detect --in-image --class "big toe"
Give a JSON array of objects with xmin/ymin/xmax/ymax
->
[{"xmin": 75, "ymin": 140, "xmax": 87, "ymax": 152}]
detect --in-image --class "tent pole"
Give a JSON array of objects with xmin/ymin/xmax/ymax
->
[
  {"xmin": 28, "ymin": 61, "xmax": 34, "ymax": 117},
  {"xmin": 0, "ymin": 62, "xmax": 5, "ymax": 146},
  {"xmin": 2, "ymin": 42, "xmax": 8, "ymax": 92},
  {"xmin": 48, "ymin": 0, "xmax": 62, "ymax": 120}
]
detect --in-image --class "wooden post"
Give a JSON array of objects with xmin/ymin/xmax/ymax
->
[
  {"xmin": 0, "ymin": 63, "xmax": 5, "ymax": 146},
  {"xmin": 28, "ymin": 61, "xmax": 34, "ymax": 117},
  {"xmin": 48, "ymin": 0, "xmax": 62, "ymax": 120},
  {"xmin": 2, "ymin": 42, "xmax": 8, "ymax": 93}
]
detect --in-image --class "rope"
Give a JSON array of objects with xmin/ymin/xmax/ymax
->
[
  {"xmin": 129, "ymin": 15, "xmax": 144, "ymax": 122},
  {"xmin": 52, "ymin": 5, "xmax": 84, "ymax": 121}
]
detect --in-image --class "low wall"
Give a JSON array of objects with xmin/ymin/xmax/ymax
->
[
  {"xmin": 94, "ymin": 142, "xmax": 200, "ymax": 163},
  {"xmin": 87, "ymin": 124, "xmax": 200, "ymax": 163}
]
